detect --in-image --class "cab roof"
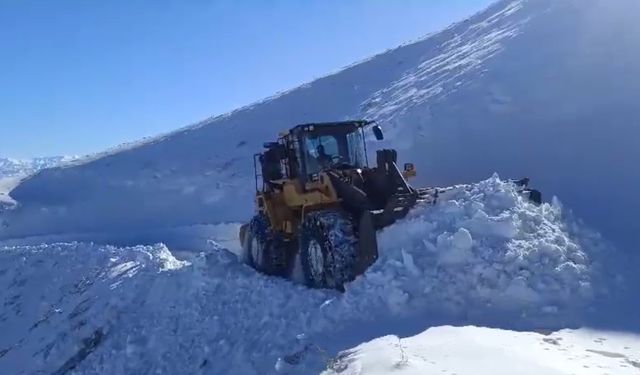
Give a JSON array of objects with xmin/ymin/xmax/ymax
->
[{"xmin": 290, "ymin": 120, "xmax": 373, "ymax": 133}]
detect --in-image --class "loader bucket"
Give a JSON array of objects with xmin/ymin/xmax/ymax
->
[
  {"xmin": 353, "ymin": 191, "xmax": 427, "ymax": 276},
  {"xmin": 239, "ymin": 222, "xmax": 249, "ymax": 250},
  {"xmin": 354, "ymin": 211, "xmax": 379, "ymax": 275}
]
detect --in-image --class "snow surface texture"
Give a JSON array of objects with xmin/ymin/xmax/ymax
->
[
  {"xmin": 322, "ymin": 326, "xmax": 640, "ymax": 375},
  {"xmin": 1, "ymin": 0, "xmax": 639, "ymax": 254},
  {"xmin": 0, "ymin": 178, "xmax": 629, "ymax": 374},
  {"xmin": 2, "ymin": 0, "xmax": 639, "ymax": 373}
]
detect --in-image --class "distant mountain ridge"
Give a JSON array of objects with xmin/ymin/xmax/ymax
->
[{"xmin": 0, "ymin": 157, "xmax": 77, "ymax": 178}]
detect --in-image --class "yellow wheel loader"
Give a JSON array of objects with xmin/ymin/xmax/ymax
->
[{"xmin": 239, "ymin": 120, "xmax": 541, "ymax": 290}]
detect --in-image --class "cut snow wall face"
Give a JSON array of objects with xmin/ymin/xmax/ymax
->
[
  {"xmin": 2, "ymin": 0, "xmax": 640, "ymax": 253},
  {"xmin": 381, "ymin": 0, "xmax": 640, "ymax": 250}
]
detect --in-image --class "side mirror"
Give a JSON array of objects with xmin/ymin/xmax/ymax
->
[
  {"xmin": 372, "ymin": 125, "xmax": 384, "ymax": 141},
  {"xmin": 403, "ymin": 163, "xmax": 417, "ymax": 179}
]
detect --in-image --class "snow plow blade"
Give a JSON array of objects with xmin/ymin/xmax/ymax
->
[
  {"xmin": 354, "ymin": 211, "xmax": 378, "ymax": 275},
  {"xmin": 354, "ymin": 187, "xmax": 438, "ymax": 275},
  {"xmin": 353, "ymin": 179, "xmax": 540, "ymax": 276}
]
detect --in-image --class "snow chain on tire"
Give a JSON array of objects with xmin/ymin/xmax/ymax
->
[
  {"xmin": 299, "ymin": 210, "xmax": 358, "ymax": 291},
  {"xmin": 247, "ymin": 214, "xmax": 287, "ymax": 276}
]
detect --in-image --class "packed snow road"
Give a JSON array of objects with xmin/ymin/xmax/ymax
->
[
  {"xmin": 0, "ymin": 177, "xmax": 633, "ymax": 374},
  {"xmin": 323, "ymin": 326, "xmax": 640, "ymax": 375}
]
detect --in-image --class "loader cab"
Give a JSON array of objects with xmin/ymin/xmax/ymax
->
[
  {"xmin": 255, "ymin": 120, "xmax": 382, "ymax": 191},
  {"xmin": 291, "ymin": 121, "xmax": 374, "ymax": 181}
]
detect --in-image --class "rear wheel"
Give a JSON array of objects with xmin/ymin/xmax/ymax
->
[
  {"xmin": 245, "ymin": 214, "xmax": 287, "ymax": 276},
  {"xmin": 299, "ymin": 210, "xmax": 358, "ymax": 290}
]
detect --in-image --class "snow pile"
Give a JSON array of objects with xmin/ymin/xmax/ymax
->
[
  {"xmin": 322, "ymin": 326, "xmax": 640, "ymax": 375},
  {"xmin": 340, "ymin": 176, "xmax": 597, "ymax": 325},
  {"xmin": 0, "ymin": 241, "xmax": 332, "ymax": 374},
  {"xmin": 0, "ymin": 243, "xmax": 188, "ymax": 374}
]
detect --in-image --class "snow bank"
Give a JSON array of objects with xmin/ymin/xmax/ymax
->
[
  {"xmin": 0, "ymin": 178, "xmax": 625, "ymax": 374},
  {"xmin": 0, "ymin": 241, "xmax": 335, "ymax": 374},
  {"xmin": 322, "ymin": 325, "xmax": 640, "ymax": 375},
  {"xmin": 0, "ymin": 243, "xmax": 189, "ymax": 374}
]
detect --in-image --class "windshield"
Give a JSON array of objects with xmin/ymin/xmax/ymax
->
[{"xmin": 303, "ymin": 130, "xmax": 365, "ymax": 174}]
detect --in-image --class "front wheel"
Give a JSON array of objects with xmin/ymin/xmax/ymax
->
[
  {"xmin": 299, "ymin": 210, "xmax": 358, "ymax": 290},
  {"xmin": 244, "ymin": 214, "xmax": 287, "ymax": 276}
]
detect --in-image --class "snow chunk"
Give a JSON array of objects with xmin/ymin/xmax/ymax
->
[
  {"xmin": 438, "ymin": 228, "xmax": 474, "ymax": 265},
  {"xmin": 153, "ymin": 244, "xmax": 191, "ymax": 271}
]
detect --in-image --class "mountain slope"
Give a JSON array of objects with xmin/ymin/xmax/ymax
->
[{"xmin": 2, "ymin": 0, "xmax": 639, "ymax": 252}]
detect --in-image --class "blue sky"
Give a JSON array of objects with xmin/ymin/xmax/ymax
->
[{"xmin": 1, "ymin": 0, "xmax": 492, "ymax": 158}]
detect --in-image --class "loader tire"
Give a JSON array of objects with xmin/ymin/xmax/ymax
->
[
  {"xmin": 246, "ymin": 214, "xmax": 287, "ymax": 276},
  {"xmin": 299, "ymin": 210, "xmax": 358, "ymax": 291}
]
